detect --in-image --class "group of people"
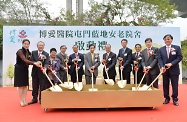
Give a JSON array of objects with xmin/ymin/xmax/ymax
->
[{"xmin": 14, "ymin": 34, "xmax": 182, "ymax": 107}]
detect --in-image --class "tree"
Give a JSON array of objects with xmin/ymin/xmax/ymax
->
[
  {"xmin": 0, "ymin": 0, "xmax": 50, "ymax": 25},
  {"xmin": 82, "ymin": 0, "xmax": 177, "ymax": 26},
  {"xmin": 181, "ymin": 40, "xmax": 187, "ymax": 69},
  {"xmin": 6, "ymin": 64, "xmax": 14, "ymax": 85},
  {"xmin": 44, "ymin": 9, "xmax": 85, "ymax": 26},
  {"xmin": 48, "ymin": 0, "xmax": 177, "ymax": 26}
]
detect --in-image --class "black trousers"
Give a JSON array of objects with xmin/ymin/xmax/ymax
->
[
  {"xmin": 59, "ymin": 71, "xmax": 67, "ymax": 83},
  {"xmin": 163, "ymin": 74, "xmax": 179, "ymax": 101},
  {"xmin": 70, "ymin": 70, "xmax": 83, "ymax": 83},
  {"xmin": 145, "ymin": 73, "xmax": 158, "ymax": 88},
  {"xmin": 85, "ymin": 75, "xmax": 96, "ymax": 84},
  {"xmin": 119, "ymin": 71, "xmax": 131, "ymax": 84},
  {"xmin": 32, "ymin": 74, "xmax": 46, "ymax": 101}
]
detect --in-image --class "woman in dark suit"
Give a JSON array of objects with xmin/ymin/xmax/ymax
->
[{"xmin": 14, "ymin": 39, "xmax": 40, "ymax": 107}]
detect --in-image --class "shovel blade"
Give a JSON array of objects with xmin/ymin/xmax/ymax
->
[
  {"xmin": 48, "ymin": 86, "xmax": 62, "ymax": 92},
  {"xmin": 88, "ymin": 88, "xmax": 98, "ymax": 91},
  {"xmin": 74, "ymin": 82, "xmax": 83, "ymax": 91},
  {"xmin": 49, "ymin": 87, "xmax": 56, "ymax": 91},
  {"xmin": 138, "ymin": 85, "xmax": 152, "ymax": 91},
  {"xmin": 104, "ymin": 79, "xmax": 114, "ymax": 86},
  {"xmin": 59, "ymin": 83, "xmax": 65, "ymax": 88},
  {"xmin": 117, "ymin": 80, "xmax": 127, "ymax": 88},
  {"xmin": 53, "ymin": 85, "xmax": 63, "ymax": 92},
  {"xmin": 63, "ymin": 82, "xmax": 74, "ymax": 89},
  {"xmin": 132, "ymin": 87, "xmax": 138, "ymax": 91}
]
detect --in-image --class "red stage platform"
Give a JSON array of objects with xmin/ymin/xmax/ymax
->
[{"xmin": 0, "ymin": 85, "xmax": 187, "ymax": 122}]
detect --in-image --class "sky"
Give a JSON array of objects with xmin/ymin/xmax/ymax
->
[{"xmin": 40, "ymin": 0, "xmax": 187, "ymax": 40}]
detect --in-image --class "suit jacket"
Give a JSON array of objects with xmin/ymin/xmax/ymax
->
[
  {"xmin": 117, "ymin": 47, "xmax": 132, "ymax": 73},
  {"xmin": 102, "ymin": 51, "xmax": 117, "ymax": 77},
  {"xmin": 158, "ymin": 45, "xmax": 182, "ymax": 75},
  {"xmin": 68, "ymin": 52, "xmax": 84, "ymax": 75},
  {"xmin": 84, "ymin": 52, "xmax": 101, "ymax": 77},
  {"xmin": 131, "ymin": 52, "xmax": 143, "ymax": 74},
  {"xmin": 56, "ymin": 52, "xmax": 68, "ymax": 74},
  {"xmin": 141, "ymin": 47, "xmax": 160, "ymax": 75},
  {"xmin": 31, "ymin": 50, "xmax": 49, "ymax": 77}
]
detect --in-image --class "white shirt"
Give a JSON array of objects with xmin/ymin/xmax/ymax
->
[
  {"xmin": 166, "ymin": 45, "xmax": 171, "ymax": 53},
  {"xmin": 61, "ymin": 52, "xmax": 65, "ymax": 55},
  {"xmin": 166, "ymin": 45, "xmax": 171, "ymax": 56},
  {"xmin": 38, "ymin": 51, "xmax": 43, "ymax": 56},
  {"xmin": 136, "ymin": 52, "xmax": 140, "ymax": 56},
  {"xmin": 106, "ymin": 52, "xmax": 110, "ymax": 56},
  {"xmin": 147, "ymin": 46, "xmax": 152, "ymax": 50}
]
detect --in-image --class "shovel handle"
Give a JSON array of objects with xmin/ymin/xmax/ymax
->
[
  {"xmin": 65, "ymin": 62, "xmax": 69, "ymax": 83},
  {"xmin": 53, "ymin": 71, "xmax": 64, "ymax": 84},
  {"xmin": 91, "ymin": 73, "xmax": 94, "ymax": 89},
  {"xmin": 104, "ymin": 65, "xmax": 110, "ymax": 79},
  {"xmin": 76, "ymin": 65, "xmax": 79, "ymax": 83},
  {"xmin": 44, "ymin": 72, "xmax": 54, "ymax": 87},
  {"xmin": 137, "ymin": 73, "xmax": 146, "ymax": 90},
  {"xmin": 147, "ymin": 72, "xmax": 162, "ymax": 90},
  {"xmin": 120, "ymin": 69, "xmax": 123, "ymax": 80},
  {"xmin": 48, "ymin": 68, "xmax": 63, "ymax": 84},
  {"xmin": 135, "ymin": 69, "xmax": 137, "ymax": 89}
]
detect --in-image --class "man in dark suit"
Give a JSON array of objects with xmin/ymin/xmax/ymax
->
[
  {"xmin": 102, "ymin": 44, "xmax": 117, "ymax": 83},
  {"xmin": 68, "ymin": 45, "xmax": 84, "ymax": 83},
  {"xmin": 141, "ymin": 38, "xmax": 160, "ymax": 88},
  {"xmin": 158, "ymin": 34, "xmax": 182, "ymax": 106},
  {"xmin": 117, "ymin": 39, "xmax": 132, "ymax": 84},
  {"xmin": 28, "ymin": 41, "xmax": 49, "ymax": 104},
  {"xmin": 56, "ymin": 45, "xmax": 69, "ymax": 83},
  {"xmin": 131, "ymin": 44, "xmax": 145, "ymax": 84},
  {"xmin": 84, "ymin": 44, "xmax": 101, "ymax": 84}
]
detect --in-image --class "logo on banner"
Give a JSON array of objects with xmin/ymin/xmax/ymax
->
[
  {"xmin": 18, "ymin": 30, "xmax": 27, "ymax": 43},
  {"xmin": 18, "ymin": 30, "xmax": 27, "ymax": 38},
  {"xmin": 9, "ymin": 30, "xmax": 28, "ymax": 43}
]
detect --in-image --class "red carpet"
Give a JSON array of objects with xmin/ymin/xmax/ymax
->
[{"xmin": 0, "ymin": 85, "xmax": 187, "ymax": 122}]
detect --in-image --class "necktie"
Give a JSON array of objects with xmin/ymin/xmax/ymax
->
[
  {"xmin": 38, "ymin": 52, "xmax": 41, "ymax": 59},
  {"xmin": 123, "ymin": 49, "xmax": 126, "ymax": 54},
  {"xmin": 91, "ymin": 53, "xmax": 94, "ymax": 61},
  {"xmin": 106, "ymin": 53, "xmax": 109, "ymax": 60},
  {"xmin": 75, "ymin": 53, "xmax": 78, "ymax": 58},
  {"xmin": 167, "ymin": 47, "xmax": 170, "ymax": 58},
  {"xmin": 147, "ymin": 48, "xmax": 150, "ymax": 57},
  {"xmin": 135, "ymin": 52, "xmax": 138, "ymax": 61}
]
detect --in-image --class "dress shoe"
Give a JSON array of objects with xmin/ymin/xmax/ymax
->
[
  {"xmin": 173, "ymin": 101, "xmax": 179, "ymax": 106},
  {"xmin": 28, "ymin": 100, "xmax": 37, "ymax": 105},
  {"xmin": 163, "ymin": 99, "xmax": 170, "ymax": 104}
]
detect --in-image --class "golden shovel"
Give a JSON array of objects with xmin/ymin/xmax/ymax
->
[
  {"xmin": 102, "ymin": 60, "xmax": 114, "ymax": 85},
  {"xmin": 141, "ymin": 68, "xmax": 166, "ymax": 90},
  {"xmin": 88, "ymin": 71, "xmax": 98, "ymax": 91},
  {"xmin": 117, "ymin": 60, "xmax": 127, "ymax": 88},
  {"xmin": 63, "ymin": 61, "xmax": 73, "ymax": 89},
  {"xmin": 43, "ymin": 70, "xmax": 62, "ymax": 92},
  {"xmin": 48, "ymin": 68, "xmax": 68, "ymax": 89},
  {"xmin": 74, "ymin": 62, "xmax": 83, "ymax": 91},
  {"xmin": 132, "ymin": 65, "xmax": 138, "ymax": 91},
  {"xmin": 146, "ymin": 68, "xmax": 167, "ymax": 90},
  {"xmin": 137, "ymin": 69, "xmax": 148, "ymax": 91}
]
